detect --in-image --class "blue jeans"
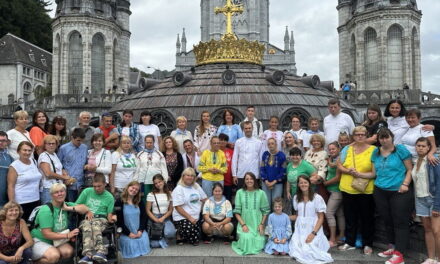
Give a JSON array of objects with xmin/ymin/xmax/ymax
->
[
  {"xmin": 202, "ymin": 180, "xmax": 224, "ymax": 197},
  {"xmin": 40, "ymin": 188, "xmax": 51, "ymax": 204},
  {"xmin": 262, "ymin": 182, "xmax": 283, "ymax": 204},
  {"xmin": 0, "ymin": 247, "xmax": 32, "ymax": 264},
  {"xmin": 67, "ymin": 189, "xmax": 79, "ymax": 202}
]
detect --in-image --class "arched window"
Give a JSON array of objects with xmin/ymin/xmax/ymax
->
[
  {"xmin": 280, "ymin": 108, "xmax": 311, "ymax": 132},
  {"xmin": 151, "ymin": 110, "xmax": 176, "ymax": 136},
  {"xmin": 387, "ymin": 25, "xmax": 403, "ymax": 90},
  {"xmin": 211, "ymin": 108, "xmax": 244, "ymax": 127},
  {"xmin": 91, "ymin": 34, "xmax": 105, "ymax": 94},
  {"xmin": 68, "ymin": 31, "xmax": 83, "ymax": 94},
  {"xmin": 23, "ymin": 82, "xmax": 32, "ymax": 102},
  {"xmin": 412, "ymin": 27, "xmax": 418, "ymax": 90},
  {"xmin": 364, "ymin": 28, "xmax": 379, "ymax": 90},
  {"xmin": 350, "ymin": 34, "xmax": 356, "ymax": 78}
]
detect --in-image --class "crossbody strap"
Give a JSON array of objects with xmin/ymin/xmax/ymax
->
[{"xmin": 153, "ymin": 192, "xmax": 161, "ymax": 215}]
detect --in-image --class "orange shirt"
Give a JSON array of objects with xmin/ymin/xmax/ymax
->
[{"xmin": 29, "ymin": 126, "xmax": 48, "ymax": 147}]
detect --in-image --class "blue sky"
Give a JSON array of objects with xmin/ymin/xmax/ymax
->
[{"xmin": 49, "ymin": 0, "xmax": 440, "ymax": 93}]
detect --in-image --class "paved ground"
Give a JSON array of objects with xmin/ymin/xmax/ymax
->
[{"xmin": 121, "ymin": 241, "xmax": 422, "ymax": 264}]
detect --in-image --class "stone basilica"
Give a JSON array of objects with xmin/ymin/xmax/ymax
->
[{"xmin": 52, "ymin": 0, "xmax": 131, "ymax": 95}]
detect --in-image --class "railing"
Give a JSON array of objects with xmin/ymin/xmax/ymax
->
[{"xmin": 336, "ymin": 89, "xmax": 430, "ymax": 105}]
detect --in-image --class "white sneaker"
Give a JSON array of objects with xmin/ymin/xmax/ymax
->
[
  {"xmin": 378, "ymin": 248, "xmax": 394, "ymax": 258},
  {"xmin": 421, "ymin": 258, "xmax": 438, "ymax": 264},
  {"xmin": 338, "ymin": 243, "xmax": 355, "ymax": 251}
]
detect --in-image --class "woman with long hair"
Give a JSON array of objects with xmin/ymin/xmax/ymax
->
[
  {"xmin": 116, "ymin": 181, "xmax": 151, "ymax": 258},
  {"xmin": 260, "ymin": 138, "xmax": 286, "ymax": 203},
  {"xmin": 161, "ymin": 136, "xmax": 184, "ymax": 190},
  {"xmin": 261, "ymin": 116, "xmax": 283, "ymax": 156},
  {"xmin": 288, "ymin": 176, "xmax": 333, "ymax": 264},
  {"xmin": 29, "ymin": 110, "xmax": 50, "ymax": 155},
  {"xmin": 232, "ymin": 172, "xmax": 270, "ymax": 255},
  {"xmin": 48, "ymin": 116, "xmax": 68, "ymax": 147},
  {"xmin": 362, "ymin": 104, "xmax": 388, "ymax": 146},
  {"xmin": 194, "ymin": 111, "xmax": 217, "ymax": 154},
  {"xmin": 146, "ymin": 174, "xmax": 176, "ymax": 248},
  {"xmin": 216, "ymin": 109, "xmax": 243, "ymax": 149}
]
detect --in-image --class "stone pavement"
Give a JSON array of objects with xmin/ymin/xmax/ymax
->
[{"xmin": 122, "ymin": 241, "xmax": 421, "ymax": 264}]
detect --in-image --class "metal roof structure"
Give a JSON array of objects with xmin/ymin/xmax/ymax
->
[{"xmin": 111, "ymin": 63, "xmax": 360, "ymax": 135}]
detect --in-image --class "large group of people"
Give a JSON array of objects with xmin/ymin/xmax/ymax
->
[{"xmin": 0, "ymin": 99, "xmax": 439, "ymax": 264}]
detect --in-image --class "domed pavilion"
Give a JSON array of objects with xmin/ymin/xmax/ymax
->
[{"xmin": 111, "ymin": 0, "xmax": 360, "ymax": 135}]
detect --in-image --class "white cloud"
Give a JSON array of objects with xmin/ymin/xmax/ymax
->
[{"xmin": 48, "ymin": 0, "xmax": 440, "ymax": 93}]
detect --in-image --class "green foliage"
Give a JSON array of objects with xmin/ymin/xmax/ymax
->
[
  {"xmin": 130, "ymin": 67, "xmax": 151, "ymax": 78},
  {"xmin": 0, "ymin": 0, "xmax": 53, "ymax": 52}
]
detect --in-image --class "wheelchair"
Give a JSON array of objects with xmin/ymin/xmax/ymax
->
[{"xmin": 73, "ymin": 211, "xmax": 123, "ymax": 264}]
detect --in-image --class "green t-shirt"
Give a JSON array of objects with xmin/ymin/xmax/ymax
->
[
  {"xmin": 76, "ymin": 187, "xmax": 114, "ymax": 216},
  {"xmin": 326, "ymin": 166, "xmax": 340, "ymax": 192},
  {"xmin": 31, "ymin": 202, "xmax": 76, "ymax": 244},
  {"xmin": 286, "ymin": 160, "xmax": 316, "ymax": 195}
]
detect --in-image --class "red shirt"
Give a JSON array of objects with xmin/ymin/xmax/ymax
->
[{"xmin": 223, "ymin": 148, "xmax": 234, "ymax": 186}]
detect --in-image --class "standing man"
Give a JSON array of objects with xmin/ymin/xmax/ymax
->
[
  {"xmin": 0, "ymin": 131, "xmax": 13, "ymax": 207},
  {"xmin": 58, "ymin": 128, "xmax": 88, "ymax": 202},
  {"xmin": 323, "ymin": 98, "xmax": 355, "ymax": 145},
  {"xmin": 182, "ymin": 139, "xmax": 200, "ymax": 173},
  {"xmin": 71, "ymin": 111, "xmax": 95, "ymax": 149},
  {"xmin": 232, "ymin": 121, "xmax": 262, "ymax": 189},
  {"xmin": 95, "ymin": 112, "xmax": 119, "ymax": 151},
  {"xmin": 240, "ymin": 105, "xmax": 263, "ymax": 139}
]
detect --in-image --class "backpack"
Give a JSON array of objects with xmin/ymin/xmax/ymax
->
[
  {"xmin": 28, "ymin": 202, "xmax": 54, "ymax": 230},
  {"xmin": 342, "ymin": 84, "xmax": 351, "ymax": 92}
]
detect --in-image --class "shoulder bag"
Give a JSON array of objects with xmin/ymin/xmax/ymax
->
[
  {"xmin": 148, "ymin": 193, "xmax": 165, "ymax": 240},
  {"xmin": 350, "ymin": 147, "xmax": 369, "ymax": 192}
]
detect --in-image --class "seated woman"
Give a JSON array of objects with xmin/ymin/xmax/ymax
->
[
  {"xmin": 172, "ymin": 168, "xmax": 207, "ymax": 246},
  {"xmin": 31, "ymin": 183, "xmax": 88, "ymax": 264},
  {"xmin": 116, "ymin": 181, "xmax": 151, "ymax": 259},
  {"xmin": 202, "ymin": 183, "xmax": 234, "ymax": 244},
  {"xmin": 146, "ymin": 174, "xmax": 176, "ymax": 248},
  {"xmin": 0, "ymin": 201, "xmax": 33, "ymax": 264},
  {"xmin": 232, "ymin": 172, "xmax": 270, "ymax": 255},
  {"xmin": 288, "ymin": 176, "xmax": 333, "ymax": 264}
]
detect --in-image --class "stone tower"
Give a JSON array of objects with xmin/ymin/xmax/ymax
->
[
  {"xmin": 337, "ymin": 0, "xmax": 421, "ymax": 91},
  {"xmin": 176, "ymin": 0, "xmax": 297, "ymax": 75},
  {"xmin": 52, "ymin": 0, "xmax": 131, "ymax": 95}
]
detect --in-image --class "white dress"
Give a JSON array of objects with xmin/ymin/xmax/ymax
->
[{"xmin": 289, "ymin": 194, "xmax": 333, "ymax": 264}]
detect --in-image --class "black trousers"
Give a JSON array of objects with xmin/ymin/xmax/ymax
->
[
  {"xmin": 342, "ymin": 192, "xmax": 375, "ymax": 247},
  {"xmin": 373, "ymin": 186, "xmax": 414, "ymax": 252},
  {"xmin": 21, "ymin": 200, "xmax": 41, "ymax": 222}
]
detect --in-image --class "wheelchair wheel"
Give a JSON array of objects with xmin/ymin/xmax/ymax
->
[{"xmin": 117, "ymin": 251, "xmax": 123, "ymax": 264}]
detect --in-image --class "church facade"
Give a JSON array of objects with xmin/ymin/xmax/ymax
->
[
  {"xmin": 51, "ymin": 0, "xmax": 131, "ymax": 95},
  {"xmin": 337, "ymin": 0, "xmax": 422, "ymax": 91},
  {"xmin": 175, "ymin": 0, "xmax": 297, "ymax": 75}
]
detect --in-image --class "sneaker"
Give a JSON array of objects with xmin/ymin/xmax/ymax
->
[
  {"xmin": 378, "ymin": 248, "xmax": 395, "ymax": 258},
  {"xmin": 338, "ymin": 243, "xmax": 355, "ymax": 251},
  {"xmin": 92, "ymin": 253, "xmax": 108, "ymax": 263},
  {"xmin": 363, "ymin": 246, "xmax": 373, "ymax": 255},
  {"xmin": 78, "ymin": 256, "xmax": 93, "ymax": 264},
  {"xmin": 385, "ymin": 251, "xmax": 404, "ymax": 264},
  {"xmin": 421, "ymin": 258, "xmax": 438, "ymax": 264}
]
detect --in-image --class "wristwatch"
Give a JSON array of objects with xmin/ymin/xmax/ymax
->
[{"xmin": 311, "ymin": 231, "xmax": 317, "ymax": 236}]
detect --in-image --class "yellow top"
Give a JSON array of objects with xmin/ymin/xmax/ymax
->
[
  {"xmin": 198, "ymin": 149, "xmax": 228, "ymax": 182},
  {"xmin": 339, "ymin": 145, "xmax": 376, "ymax": 194}
]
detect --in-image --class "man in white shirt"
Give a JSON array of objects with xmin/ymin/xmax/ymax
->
[
  {"xmin": 232, "ymin": 121, "xmax": 262, "ymax": 188},
  {"xmin": 239, "ymin": 105, "xmax": 263, "ymax": 139},
  {"xmin": 182, "ymin": 139, "xmax": 201, "ymax": 175},
  {"xmin": 323, "ymin": 98, "xmax": 355, "ymax": 145}
]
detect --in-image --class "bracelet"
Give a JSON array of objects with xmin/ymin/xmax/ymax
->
[
  {"xmin": 402, "ymin": 183, "xmax": 409, "ymax": 187},
  {"xmin": 241, "ymin": 223, "xmax": 246, "ymax": 227},
  {"xmin": 311, "ymin": 231, "xmax": 317, "ymax": 236},
  {"xmin": 66, "ymin": 233, "xmax": 69, "ymax": 239}
]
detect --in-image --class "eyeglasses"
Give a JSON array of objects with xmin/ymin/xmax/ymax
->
[
  {"xmin": 45, "ymin": 142, "xmax": 57, "ymax": 146},
  {"xmin": 339, "ymin": 131, "xmax": 348, "ymax": 135}
]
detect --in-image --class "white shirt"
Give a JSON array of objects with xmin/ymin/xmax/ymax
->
[
  {"xmin": 7, "ymin": 129, "xmax": 33, "ymax": 160},
  {"xmin": 401, "ymin": 124, "xmax": 433, "ymax": 159},
  {"xmin": 240, "ymin": 117, "xmax": 264, "ymax": 139},
  {"xmin": 88, "ymin": 149, "xmax": 112, "ymax": 183},
  {"xmin": 147, "ymin": 192, "xmax": 172, "ymax": 215},
  {"xmin": 121, "ymin": 127, "xmax": 130, "ymax": 137},
  {"xmin": 10, "ymin": 159, "xmax": 42, "ymax": 204},
  {"xmin": 112, "ymin": 151, "xmax": 138, "ymax": 189},
  {"xmin": 135, "ymin": 150, "xmax": 168, "ymax": 184},
  {"xmin": 323, "ymin": 112, "xmax": 355, "ymax": 145},
  {"xmin": 182, "ymin": 152, "xmax": 201, "ymax": 174},
  {"xmin": 193, "ymin": 125, "xmax": 217, "ymax": 153},
  {"xmin": 387, "ymin": 116, "xmax": 410, "ymax": 145},
  {"xmin": 260, "ymin": 130, "xmax": 283, "ymax": 156},
  {"xmin": 232, "ymin": 136, "xmax": 262, "ymax": 178},
  {"xmin": 302, "ymin": 130, "xmax": 325, "ymax": 149},
  {"xmin": 412, "ymin": 157, "xmax": 429, "ymax": 197},
  {"xmin": 170, "ymin": 130, "xmax": 193, "ymax": 154},
  {"xmin": 38, "ymin": 151, "xmax": 63, "ymax": 189},
  {"xmin": 139, "ymin": 124, "xmax": 161, "ymax": 150},
  {"xmin": 172, "ymin": 184, "xmax": 207, "ymax": 221}
]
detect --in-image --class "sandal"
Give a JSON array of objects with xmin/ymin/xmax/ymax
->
[
  {"xmin": 176, "ymin": 239, "xmax": 184, "ymax": 245},
  {"xmin": 363, "ymin": 246, "xmax": 373, "ymax": 255}
]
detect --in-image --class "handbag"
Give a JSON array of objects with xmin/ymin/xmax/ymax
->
[
  {"xmin": 350, "ymin": 146, "xmax": 369, "ymax": 192},
  {"xmin": 148, "ymin": 193, "xmax": 165, "ymax": 240},
  {"xmin": 53, "ymin": 229, "xmax": 70, "ymax": 247}
]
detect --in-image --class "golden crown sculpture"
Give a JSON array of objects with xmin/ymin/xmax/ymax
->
[{"xmin": 193, "ymin": 0, "xmax": 266, "ymax": 66}]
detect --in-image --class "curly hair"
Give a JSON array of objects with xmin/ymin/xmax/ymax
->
[{"xmin": 0, "ymin": 201, "xmax": 23, "ymax": 221}]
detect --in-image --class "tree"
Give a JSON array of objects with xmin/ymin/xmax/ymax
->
[{"xmin": 0, "ymin": 0, "xmax": 53, "ymax": 51}]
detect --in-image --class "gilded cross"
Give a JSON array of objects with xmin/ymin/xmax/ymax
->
[{"xmin": 215, "ymin": 0, "xmax": 243, "ymax": 38}]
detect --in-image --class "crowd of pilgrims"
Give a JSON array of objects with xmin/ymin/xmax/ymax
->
[{"xmin": 0, "ymin": 98, "xmax": 440, "ymax": 264}]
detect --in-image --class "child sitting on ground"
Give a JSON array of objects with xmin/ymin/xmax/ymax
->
[{"xmin": 264, "ymin": 197, "xmax": 291, "ymax": 255}]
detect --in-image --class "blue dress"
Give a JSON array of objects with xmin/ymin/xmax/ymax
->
[
  {"xmin": 264, "ymin": 212, "xmax": 292, "ymax": 254},
  {"xmin": 119, "ymin": 204, "xmax": 151, "ymax": 258},
  {"xmin": 216, "ymin": 124, "xmax": 243, "ymax": 143}
]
